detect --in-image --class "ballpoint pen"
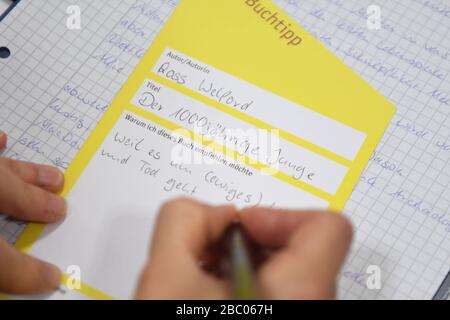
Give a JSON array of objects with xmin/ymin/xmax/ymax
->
[{"xmin": 225, "ymin": 224, "xmax": 258, "ymax": 300}]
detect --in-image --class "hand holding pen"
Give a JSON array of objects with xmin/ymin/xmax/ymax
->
[{"xmin": 135, "ymin": 198, "xmax": 352, "ymax": 300}]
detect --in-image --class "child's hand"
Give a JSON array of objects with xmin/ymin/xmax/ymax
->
[
  {"xmin": 239, "ymin": 206, "xmax": 353, "ymax": 299},
  {"xmin": 135, "ymin": 198, "xmax": 352, "ymax": 299},
  {"xmin": 135, "ymin": 198, "xmax": 237, "ymax": 299},
  {"xmin": 0, "ymin": 130, "xmax": 65, "ymax": 294}
]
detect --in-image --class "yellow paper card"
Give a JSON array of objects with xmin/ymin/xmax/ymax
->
[{"xmin": 14, "ymin": 0, "xmax": 395, "ymax": 299}]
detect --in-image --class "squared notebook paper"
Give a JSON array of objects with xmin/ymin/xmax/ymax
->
[{"xmin": 13, "ymin": 0, "xmax": 395, "ymax": 299}]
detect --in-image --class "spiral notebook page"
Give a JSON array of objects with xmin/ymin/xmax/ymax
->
[
  {"xmin": 279, "ymin": 0, "xmax": 450, "ymax": 300},
  {"xmin": 0, "ymin": 0, "xmax": 178, "ymax": 240},
  {"xmin": 0, "ymin": 0, "xmax": 449, "ymax": 300}
]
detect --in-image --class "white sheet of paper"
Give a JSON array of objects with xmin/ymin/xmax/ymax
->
[
  {"xmin": 30, "ymin": 107, "xmax": 336, "ymax": 298},
  {"xmin": 0, "ymin": 0, "xmax": 449, "ymax": 299}
]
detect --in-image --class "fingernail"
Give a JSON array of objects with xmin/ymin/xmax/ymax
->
[
  {"xmin": 0, "ymin": 130, "xmax": 6, "ymax": 147},
  {"xmin": 41, "ymin": 263, "xmax": 61, "ymax": 289},
  {"xmin": 47, "ymin": 194, "xmax": 67, "ymax": 218},
  {"xmin": 38, "ymin": 166, "xmax": 63, "ymax": 188}
]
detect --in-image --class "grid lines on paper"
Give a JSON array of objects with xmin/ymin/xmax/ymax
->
[
  {"xmin": 0, "ymin": 0, "xmax": 448, "ymax": 300},
  {"xmin": 0, "ymin": 0, "xmax": 177, "ymax": 242},
  {"xmin": 275, "ymin": 0, "xmax": 450, "ymax": 299}
]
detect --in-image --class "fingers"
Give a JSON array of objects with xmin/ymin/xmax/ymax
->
[
  {"xmin": 240, "ymin": 208, "xmax": 353, "ymax": 299},
  {"xmin": 281, "ymin": 213, "xmax": 352, "ymax": 298},
  {"xmin": 288, "ymin": 213, "xmax": 353, "ymax": 277},
  {"xmin": 136, "ymin": 198, "xmax": 237, "ymax": 299},
  {"xmin": 0, "ymin": 130, "xmax": 6, "ymax": 150},
  {"xmin": 0, "ymin": 131, "xmax": 65, "ymax": 221},
  {"xmin": 0, "ymin": 157, "xmax": 64, "ymax": 193},
  {"xmin": 152, "ymin": 198, "xmax": 237, "ymax": 258},
  {"xmin": 0, "ymin": 238, "xmax": 61, "ymax": 294},
  {"xmin": 0, "ymin": 131, "xmax": 63, "ymax": 192},
  {"xmin": 0, "ymin": 131, "xmax": 62, "ymax": 295},
  {"xmin": 239, "ymin": 207, "xmax": 323, "ymax": 248},
  {"xmin": 0, "ymin": 165, "xmax": 66, "ymax": 223}
]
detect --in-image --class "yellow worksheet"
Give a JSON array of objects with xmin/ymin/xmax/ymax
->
[{"xmin": 14, "ymin": 0, "xmax": 395, "ymax": 299}]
